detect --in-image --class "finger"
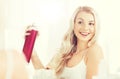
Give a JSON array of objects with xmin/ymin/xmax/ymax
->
[
  {"xmin": 23, "ymin": 33, "xmax": 30, "ymax": 39},
  {"xmin": 25, "ymin": 32, "xmax": 31, "ymax": 36},
  {"xmin": 25, "ymin": 25, "xmax": 33, "ymax": 35}
]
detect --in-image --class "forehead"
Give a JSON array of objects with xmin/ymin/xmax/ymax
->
[{"xmin": 75, "ymin": 11, "xmax": 95, "ymax": 21}]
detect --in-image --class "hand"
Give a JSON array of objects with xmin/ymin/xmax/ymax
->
[{"xmin": 24, "ymin": 24, "xmax": 39, "ymax": 39}]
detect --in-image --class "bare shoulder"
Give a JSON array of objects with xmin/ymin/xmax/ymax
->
[
  {"xmin": 85, "ymin": 43, "xmax": 104, "ymax": 79},
  {"xmin": 87, "ymin": 43, "xmax": 104, "ymax": 62}
]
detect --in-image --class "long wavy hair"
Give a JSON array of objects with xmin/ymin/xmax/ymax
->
[{"xmin": 55, "ymin": 6, "xmax": 100, "ymax": 75}]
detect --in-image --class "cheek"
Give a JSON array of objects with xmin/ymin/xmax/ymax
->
[
  {"xmin": 90, "ymin": 26, "xmax": 95, "ymax": 33},
  {"xmin": 74, "ymin": 24, "xmax": 81, "ymax": 31},
  {"xmin": 73, "ymin": 27, "xmax": 77, "ymax": 35},
  {"xmin": 74, "ymin": 26, "xmax": 78, "ymax": 36},
  {"xmin": 74, "ymin": 25, "xmax": 77, "ymax": 32}
]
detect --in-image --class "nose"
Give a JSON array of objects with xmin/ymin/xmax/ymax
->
[{"xmin": 83, "ymin": 24, "xmax": 89, "ymax": 30}]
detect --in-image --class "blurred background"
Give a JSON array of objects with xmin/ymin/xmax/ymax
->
[{"xmin": 0, "ymin": 0, "xmax": 120, "ymax": 79}]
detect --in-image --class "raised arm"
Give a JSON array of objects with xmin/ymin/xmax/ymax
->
[
  {"xmin": 31, "ymin": 50, "xmax": 45, "ymax": 69},
  {"xmin": 24, "ymin": 25, "xmax": 44, "ymax": 69},
  {"xmin": 46, "ymin": 52, "xmax": 63, "ymax": 70}
]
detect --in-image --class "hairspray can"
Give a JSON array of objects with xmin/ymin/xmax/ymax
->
[{"xmin": 23, "ymin": 28, "xmax": 38, "ymax": 63}]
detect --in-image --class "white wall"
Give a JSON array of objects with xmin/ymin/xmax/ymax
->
[
  {"xmin": 1, "ymin": 0, "xmax": 120, "ymax": 78},
  {"xmin": 0, "ymin": 27, "xmax": 4, "ymax": 50},
  {"xmin": 0, "ymin": 0, "xmax": 5, "ymax": 49},
  {"xmin": 0, "ymin": 23, "xmax": 4, "ymax": 50}
]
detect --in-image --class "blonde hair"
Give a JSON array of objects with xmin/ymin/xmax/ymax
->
[{"xmin": 55, "ymin": 6, "xmax": 100, "ymax": 75}]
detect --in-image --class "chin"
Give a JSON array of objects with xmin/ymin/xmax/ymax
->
[{"xmin": 78, "ymin": 36, "xmax": 92, "ymax": 42}]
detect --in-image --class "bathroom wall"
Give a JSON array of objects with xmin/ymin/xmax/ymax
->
[{"xmin": 0, "ymin": 0, "xmax": 5, "ymax": 49}]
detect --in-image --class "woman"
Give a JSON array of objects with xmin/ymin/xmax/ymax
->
[{"xmin": 26, "ymin": 6, "xmax": 104, "ymax": 79}]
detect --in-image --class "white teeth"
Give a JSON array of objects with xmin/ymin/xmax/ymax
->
[{"xmin": 80, "ymin": 32, "xmax": 89, "ymax": 36}]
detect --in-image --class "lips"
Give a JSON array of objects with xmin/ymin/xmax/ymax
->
[{"xmin": 79, "ymin": 32, "xmax": 90, "ymax": 37}]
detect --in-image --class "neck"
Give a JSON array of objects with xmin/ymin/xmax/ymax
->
[{"xmin": 76, "ymin": 39, "xmax": 88, "ymax": 53}]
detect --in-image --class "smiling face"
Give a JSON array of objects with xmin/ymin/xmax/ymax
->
[{"xmin": 74, "ymin": 11, "xmax": 95, "ymax": 43}]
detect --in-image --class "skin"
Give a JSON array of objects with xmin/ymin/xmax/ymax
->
[
  {"xmin": 67, "ymin": 11, "xmax": 103, "ymax": 79},
  {"xmin": 30, "ymin": 11, "xmax": 103, "ymax": 79},
  {"xmin": 74, "ymin": 11, "xmax": 95, "ymax": 43},
  {"xmin": 66, "ymin": 11, "xmax": 95, "ymax": 67}
]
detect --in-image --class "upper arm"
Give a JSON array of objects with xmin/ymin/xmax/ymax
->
[
  {"xmin": 46, "ymin": 52, "xmax": 63, "ymax": 69},
  {"xmin": 86, "ymin": 44, "xmax": 104, "ymax": 79}
]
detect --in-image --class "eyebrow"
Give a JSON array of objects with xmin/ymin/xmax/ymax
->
[
  {"xmin": 76, "ymin": 18, "xmax": 94, "ymax": 22},
  {"xmin": 76, "ymin": 18, "xmax": 83, "ymax": 20},
  {"xmin": 89, "ymin": 20, "xmax": 94, "ymax": 22},
  {"xmin": 75, "ymin": 18, "xmax": 83, "ymax": 22}
]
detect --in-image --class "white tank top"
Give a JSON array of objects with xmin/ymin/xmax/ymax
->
[{"xmin": 58, "ymin": 55, "xmax": 87, "ymax": 79}]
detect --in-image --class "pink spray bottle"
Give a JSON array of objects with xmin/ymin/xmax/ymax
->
[{"xmin": 23, "ymin": 25, "xmax": 38, "ymax": 63}]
